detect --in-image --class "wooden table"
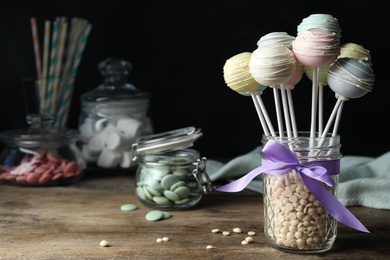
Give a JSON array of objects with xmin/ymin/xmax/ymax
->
[{"xmin": 1, "ymin": 173, "xmax": 389, "ymax": 259}]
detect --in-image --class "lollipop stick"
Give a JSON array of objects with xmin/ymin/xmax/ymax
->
[
  {"xmin": 332, "ymin": 100, "xmax": 344, "ymax": 136},
  {"xmin": 317, "ymin": 97, "xmax": 343, "ymax": 148},
  {"xmin": 255, "ymin": 92, "xmax": 276, "ymax": 136},
  {"xmin": 309, "ymin": 68, "xmax": 319, "ymax": 153},
  {"xmin": 250, "ymin": 92, "xmax": 270, "ymax": 136},
  {"xmin": 286, "ymin": 88, "xmax": 298, "ymax": 137},
  {"xmin": 272, "ymin": 86, "xmax": 284, "ymax": 137},
  {"xmin": 281, "ymin": 85, "xmax": 298, "ymax": 175},
  {"xmin": 326, "ymin": 101, "xmax": 345, "ymax": 153},
  {"xmin": 280, "ymin": 84, "xmax": 292, "ymax": 137},
  {"xmin": 318, "ymin": 84, "xmax": 324, "ymax": 136}
]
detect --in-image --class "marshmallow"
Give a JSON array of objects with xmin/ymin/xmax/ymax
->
[
  {"xmin": 95, "ymin": 118, "xmax": 108, "ymax": 132},
  {"xmin": 81, "ymin": 145, "xmax": 99, "ymax": 163},
  {"xmin": 87, "ymin": 135, "xmax": 105, "ymax": 154},
  {"xmin": 116, "ymin": 118, "xmax": 144, "ymax": 138},
  {"xmin": 81, "ymin": 115, "xmax": 153, "ymax": 168},
  {"xmin": 106, "ymin": 131, "xmax": 132, "ymax": 151},
  {"xmin": 119, "ymin": 150, "xmax": 134, "ymax": 168},
  {"xmin": 98, "ymin": 123, "xmax": 119, "ymax": 140},
  {"xmin": 79, "ymin": 119, "xmax": 95, "ymax": 143},
  {"xmin": 97, "ymin": 148, "xmax": 121, "ymax": 168}
]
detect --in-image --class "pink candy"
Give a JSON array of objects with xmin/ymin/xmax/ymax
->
[
  {"xmin": 0, "ymin": 152, "xmax": 83, "ymax": 185},
  {"xmin": 292, "ymin": 28, "xmax": 340, "ymax": 68}
]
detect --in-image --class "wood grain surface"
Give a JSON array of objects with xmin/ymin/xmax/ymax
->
[{"xmin": 0, "ymin": 173, "xmax": 389, "ymax": 260}]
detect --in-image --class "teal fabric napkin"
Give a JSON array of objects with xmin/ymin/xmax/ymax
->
[{"xmin": 206, "ymin": 147, "xmax": 390, "ymax": 210}]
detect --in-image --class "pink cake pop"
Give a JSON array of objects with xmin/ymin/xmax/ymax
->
[
  {"xmin": 293, "ymin": 27, "xmax": 340, "ymax": 143},
  {"xmin": 293, "ymin": 28, "xmax": 340, "ymax": 67}
]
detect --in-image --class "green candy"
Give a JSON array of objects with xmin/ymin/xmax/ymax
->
[
  {"xmin": 163, "ymin": 190, "xmax": 180, "ymax": 201},
  {"xmin": 160, "ymin": 174, "xmax": 180, "ymax": 190},
  {"xmin": 145, "ymin": 210, "xmax": 164, "ymax": 221},
  {"xmin": 170, "ymin": 181, "xmax": 186, "ymax": 191},
  {"xmin": 120, "ymin": 204, "xmax": 138, "ymax": 211},
  {"xmin": 174, "ymin": 186, "xmax": 191, "ymax": 199},
  {"xmin": 152, "ymin": 196, "xmax": 170, "ymax": 205}
]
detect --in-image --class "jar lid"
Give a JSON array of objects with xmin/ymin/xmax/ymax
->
[
  {"xmin": 132, "ymin": 126, "xmax": 202, "ymax": 155},
  {"xmin": 0, "ymin": 114, "xmax": 79, "ymax": 147},
  {"xmin": 81, "ymin": 57, "xmax": 150, "ymax": 103}
]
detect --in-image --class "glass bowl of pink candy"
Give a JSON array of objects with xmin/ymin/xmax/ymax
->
[{"xmin": 0, "ymin": 114, "xmax": 86, "ymax": 186}]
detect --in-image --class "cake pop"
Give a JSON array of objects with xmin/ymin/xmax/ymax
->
[
  {"xmin": 249, "ymin": 44, "xmax": 296, "ymax": 137},
  {"xmin": 223, "ymin": 52, "xmax": 262, "ymax": 93},
  {"xmin": 338, "ymin": 43, "xmax": 372, "ymax": 66},
  {"xmin": 249, "ymin": 45, "xmax": 296, "ymax": 86},
  {"xmin": 223, "ymin": 52, "xmax": 275, "ymax": 136},
  {"xmin": 257, "ymin": 32, "xmax": 295, "ymax": 49},
  {"xmin": 330, "ymin": 43, "xmax": 373, "ymax": 130},
  {"xmin": 293, "ymin": 28, "xmax": 340, "ymax": 68},
  {"xmin": 297, "ymin": 13, "xmax": 342, "ymax": 40},
  {"xmin": 293, "ymin": 27, "xmax": 340, "ymax": 143},
  {"xmin": 258, "ymin": 32, "xmax": 298, "ymax": 137},
  {"xmin": 318, "ymin": 57, "xmax": 374, "ymax": 147},
  {"xmin": 328, "ymin": 58, "xmax": 374, "ymax": 98}
]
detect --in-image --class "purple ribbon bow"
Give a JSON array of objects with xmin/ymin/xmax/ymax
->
[{"xmin": 217, "ymin": 140, "xmax": 369, "ymax": 233}]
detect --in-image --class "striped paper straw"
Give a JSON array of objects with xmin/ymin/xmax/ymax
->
[
  {"xmin": 61, "ymin": 18, "xmax": 83, "ymax": 79},
  {"xmin": 44, "ymin": 20, "xmax": 59, "ymax": 115},
  {"xmin": 57, "ymin": 22, "xmax": 92, "ymax": 127},
  {"xmin": 40, "ymin": 20, "xmax": 51, "ymax": 113},
  {"xmin": 55, "ymin": 18, "xmax": 84, "ymax": 121},
  {"xmin": 51, "ymin": 20, "xmax": 68, "ymax": 120},
  {"xmin": 30, "ymin": 17, "xmax": 42, "ymax": 79}
]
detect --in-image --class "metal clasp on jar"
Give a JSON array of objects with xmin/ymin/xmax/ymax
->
[{"xmin": 192, "ymin": 157, "xmax": 215, "ymax": 194}]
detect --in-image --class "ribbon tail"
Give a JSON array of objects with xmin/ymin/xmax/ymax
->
[
  {"xmin": 216, "ymin": 165, "xmax": 266, "ymax": 192},
  {"xmin": 300, "ymin": 174, "xmax": 370, "ymax": 233}
]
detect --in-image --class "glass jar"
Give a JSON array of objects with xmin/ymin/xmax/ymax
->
[
  {"xmin": 78, "ymin": 57, "xmax": 152, "ymax": 172},
  {"xmin": 132, "ymin": 127, "xmax": 214, "ymax": 210},
  {"xmin": 262, "ymin": 132, "xmax": 341, "ymax": 253},
  {"xmin": 0, "ymin": 114, "xmax": 86, "ymax": 186}
]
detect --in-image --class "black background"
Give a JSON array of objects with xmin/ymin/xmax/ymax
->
[{"xmin": 0, "ymin": 0, "xmax": 389, "ymax": 159}]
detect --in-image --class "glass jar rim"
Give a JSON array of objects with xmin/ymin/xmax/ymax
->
[
  {"xmin": 0, "ymin": 114, "xmax": 79, "ymax": 146},
  {"xmin": 261, "ymin": 131, "xmax": 340, "ymax": 140},
  {"xmin": 137, "ymin": 148, "xmax": 200, "ymax": 165}
]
